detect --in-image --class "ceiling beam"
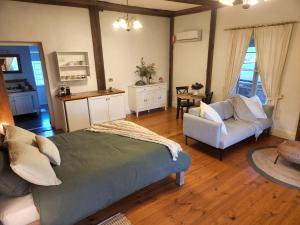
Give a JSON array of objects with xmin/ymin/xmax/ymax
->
[
  {"xmin": 13, "ymin": 0, "xmax": 174, "ymax": 17},
  {"xmin": 174, "ymin": 5, "xmax": 212, "ymax": 16},
  {"xmin": 166, "ymin": 0, "xmax": 220, "ymax": 7}
]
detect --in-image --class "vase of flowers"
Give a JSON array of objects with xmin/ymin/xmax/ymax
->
[
  {"xmin": 135, "ymin": 58, "xmax": 156, "ymax": 85},
  {"xmin": 191, "ymin": 82, "xmax": 203, "ymax": 95}
]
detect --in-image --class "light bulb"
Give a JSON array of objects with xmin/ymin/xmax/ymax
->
[
  {"xmin": 112, "ymin": 21, "xmax": 119, "ymax": 29},
  {"xmin": 219, "ymin": 0, "xmax": 235, "ymax": 6},
  {"xmin": 119, "ymin": 18, "xmax": 128, "ymax": 30},
  {"xmin": 133, "ymin": 20, "xmax": 142, "ymax": 30}
]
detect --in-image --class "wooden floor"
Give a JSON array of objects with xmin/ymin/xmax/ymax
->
[{"xmin": 78, "ymin": 108, "xmax": 300, "ymax": 225}]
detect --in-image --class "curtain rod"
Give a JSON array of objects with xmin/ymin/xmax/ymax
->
[{"xmin": 224, "ymin": 21, "xmax": 298, "ymax": 31}]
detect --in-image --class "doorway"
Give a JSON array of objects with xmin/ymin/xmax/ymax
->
[{"xmin": 0, "ymin": 43, "xmax": 54, "ymax": 136}]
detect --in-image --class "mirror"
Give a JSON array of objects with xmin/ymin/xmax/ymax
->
[{"xmin": 0, "ymin": 54, "xmax": 22, "ymax": 73}]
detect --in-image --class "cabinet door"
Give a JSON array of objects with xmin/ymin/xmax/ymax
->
[
  {"xmin": 14, "ymin": 94, "xmax": 35, "ymax": 115},
  {"xmin": 8, "ymin": 97, "xmax": 17, "ymax": 116},
  {"xmin": 88, "ymin": 96, "xmax": 109, "ymax": 124},
  {"xmin": 108, "ymin": 94, "xmax": 125, "ymax": 121},
  {"xmin": 65, "ymin": 99, "xmax": 90, "ymax": 132},
  {"xmin": 136, "ymin": 89, "xmax": 147, "ymax": 110}
]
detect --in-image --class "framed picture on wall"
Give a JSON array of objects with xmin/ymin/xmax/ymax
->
[{"xmin": 0, "ymin": 54, "xmax": 22, "ymax": 74}]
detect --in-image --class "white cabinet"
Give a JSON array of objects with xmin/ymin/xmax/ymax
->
[
  {"xmin": 88, "ymin": 94, "xmax": 125, "ymax": 124},
  {"xmin": 128, "ymin": 83, "xmax": 167, "ymax": 117},
  {"xmin": 64, "ymin": 99, "xmax": 91, "ymax": 132},
  {"xmin": 62, "ymin": 91, "xmax": 126, "ymax": 132},
  {"xmin": 9, "ymin": 91, "xmax": 39, "ymax": 116}
]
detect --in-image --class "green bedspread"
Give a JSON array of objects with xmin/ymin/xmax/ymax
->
[{"xmin": 31, "ymin": 130, "xmax": 191, "ymax": 225}]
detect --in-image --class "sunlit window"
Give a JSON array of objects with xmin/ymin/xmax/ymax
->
[{"xmin": 236, "ymin": 38, "xmax": 267, "ymax": 104}]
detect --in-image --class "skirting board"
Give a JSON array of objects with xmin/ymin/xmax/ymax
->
[{"xmin": 271, "ymin": 128, "xmax": 296, "ymax": 140}]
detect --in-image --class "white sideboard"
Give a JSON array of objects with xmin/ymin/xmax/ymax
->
[
  {"xmin": 9, "ymin": 91, "xmax": 39, "ymax": 116},
  {"xmin": 128, "ymin": 83, "xmax": 167, "ymax": 117},
  {"xmin": 60, "ymin": 90, "xmax": 126, "ymax": 132}
]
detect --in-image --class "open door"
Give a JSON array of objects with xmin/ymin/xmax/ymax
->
[{"xmin": 0, "ymin": 59, "xmax": 14, "ymax": 133}]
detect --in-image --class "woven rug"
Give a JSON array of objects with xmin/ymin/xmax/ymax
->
[
  {"xmin": 248, "ymin": 146, "xmax": 300, "ymax": 191},
  {"xmin": 98, "ymin": 213, "xmax": 132, "ymax": 225}
]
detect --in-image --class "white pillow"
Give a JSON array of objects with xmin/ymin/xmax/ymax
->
[
  {"xmin": 8, "ymin": 141, "xmax": 62, "ymax": 186},
  {"xmin": 200, "ymin": 102, "xmax": 228, "ymax": 135},
  {"xmin": 36, "ymin": 135, "xmax": 61, "ymax": 166},
  {"xmin": 241, "ymin": 95, "xmax": 267, "ymax": 119},
  {"xmin": 3, "ymin": 125, "xmax": 36, "ymax": 146}
]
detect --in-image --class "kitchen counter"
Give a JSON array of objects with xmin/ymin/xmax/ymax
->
[{"xmin": 58, "ymin": 89, "xmax": 125, "ymax": 102}]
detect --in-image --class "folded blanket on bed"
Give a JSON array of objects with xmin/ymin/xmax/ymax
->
[{"xmin": 88, "ymin": 120, "xmax": 182, "ymax": 161}]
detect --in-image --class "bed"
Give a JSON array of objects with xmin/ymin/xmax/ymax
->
[{"xmin": 0, "ymin": 130, "xmax": 191, "ymax": 225}]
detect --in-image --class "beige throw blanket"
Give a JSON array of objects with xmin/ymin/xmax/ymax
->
[{"xmin": 88, "ymin": 120, "xmax": 182, "ymax": 161}]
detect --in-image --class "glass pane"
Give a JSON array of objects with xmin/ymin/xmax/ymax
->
[{"xmin": 256, "ymin": 77, "xmax": 267, "ymax": 104}]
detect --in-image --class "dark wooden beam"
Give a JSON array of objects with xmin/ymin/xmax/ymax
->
[
  {"xmin": 89, "ymin": 6, "xmax": 106, "ymax": 90},
  {"xmin": 296, "ymin": 116, "xmax": 300, "ymax": 141},
  {"xmin": 13, "ymin": 0, "xmax": 173, "ymax": 17},
  {"xmin": 166, "ymin": 0, "xmax": 219, "ymax": 7},
  {"xmin": 174, "ymin": 5, "xmax": 211, "ymax": 16},
  {"xmin": 205, "ymin": 8, "xmax": 217, "ymax": 95},
  {"xmin": 168, "ymin": 17, "xmax": 174, "ymax": 107},
  {"xmin": 0, "ymin": 59, "xmax": 15, "ymax": 133}
]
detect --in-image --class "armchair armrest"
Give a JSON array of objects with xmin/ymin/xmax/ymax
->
[{"xmin": 183, "ymin": 113, "xmax": 222, "ymax": 148}]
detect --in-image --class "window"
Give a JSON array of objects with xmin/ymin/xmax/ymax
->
[
  {"xmin": 236, "ymin": 38, "xmax": 267, "ymax": 104},
  {"xmin": 32, "ymin": 61, "xmax": 44, "ymax": 86}
]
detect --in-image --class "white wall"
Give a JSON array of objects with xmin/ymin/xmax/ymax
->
[
  {"xmin": 99, "ymin": 11, "xmax": 170, "ymax": 113},
  {"xmin": 173, "ymin": 11, "xmax": 211, "ymax": 106},
  {"xmin": 211, "ymin": 0, "xmax": 300, "ymax": 139},
  {"xmin": 0, "ymin": 0, "xmax": 98, "ymax": 129}
]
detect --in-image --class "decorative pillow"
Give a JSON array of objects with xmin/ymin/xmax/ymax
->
[
  {"xmin": 3, "ymin": 125, "xmax": 36, "ymax": 146},
  {"xmin": 8, "ymin": 141, "xmax": 62, "ymax": 186},
  {"xmin": 241, "ymin": 95, "xmax": 267, "ymax": 119},
  {"xmin": 36, "ymin": 135, "xmax": 61, "ymax": 166},
  {"xmin": 0, "ymin": 150, "xmax": 30, "ymax": 197},
  {"xmin": 200, "ymin": 102, "xmax": 228, "ymax": 135}
]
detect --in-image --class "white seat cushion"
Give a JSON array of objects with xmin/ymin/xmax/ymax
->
[{"xmin": 220, "ymin": 119, "xmax": 256, "ymax": 149}]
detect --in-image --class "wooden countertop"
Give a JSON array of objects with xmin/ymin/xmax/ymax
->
[{"xmin": 58, "ymin": 89, "xmax": 125, "ymax": 101}]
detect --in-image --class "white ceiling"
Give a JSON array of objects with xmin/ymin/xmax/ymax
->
[{"xmin": 99, "ymin": 0, "xmax": 199, "ymax": 11}]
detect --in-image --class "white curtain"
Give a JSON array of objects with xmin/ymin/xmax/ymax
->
[
  {"xmin": 224, "ymin": 28, "xmax": 253, "ymax": 99},
  {"xmin": 254, "ymin": 24, "xmax": 293, "ymax": 106}
]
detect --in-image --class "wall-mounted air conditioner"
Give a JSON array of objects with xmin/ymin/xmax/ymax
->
[{"xmin": 175, "ymin": 30, "xmax": 202, "ymax": 43}]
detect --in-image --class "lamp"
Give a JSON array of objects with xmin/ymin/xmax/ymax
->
[
  {"xmin": 112, "ymin": 0, "xmax": 142, "ymax": 31},
  {"xmin": 219, "ymin": 0, "xmax": 268, "ymax": 9}
]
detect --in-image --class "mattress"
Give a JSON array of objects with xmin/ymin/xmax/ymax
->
[{"xmin": 0, "ymin": 194, "xmax": 40, "ymax": 225}]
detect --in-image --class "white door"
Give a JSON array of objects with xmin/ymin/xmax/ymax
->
[
  {"xmin": 65, "ymin": 99, "xmax": 90, "ymax": 132},
  {"xmin": 136, "ymin": 89, "xmax": 147, "ymax": 111},
  {"xmin": 88, "ymin": 96, "xmax": 109, "ymax": 124},
  {"xmin": 14, "ymin": 94, "xmax": 35, "ymax": 115},
  {"xmin": 108, "ymin": 94, "xmax": 125, "ymax": 121}
]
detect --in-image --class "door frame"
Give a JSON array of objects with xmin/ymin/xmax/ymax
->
[{"xmin": 0, "ymin": 41, "xmax": 55, "ymax": 128}]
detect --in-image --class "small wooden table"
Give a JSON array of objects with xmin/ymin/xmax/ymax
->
[{"xmin": 176, "ymin": 93, "xmax": 204, "ymax": 119}]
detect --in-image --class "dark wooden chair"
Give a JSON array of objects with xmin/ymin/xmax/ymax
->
[
  {"xmin": 176, "ymin": 86, "xmax": 195, "ymax": 119},
  {"xmin": 202, "ymin": 91, "xmax": 214, "ymax": 104}
]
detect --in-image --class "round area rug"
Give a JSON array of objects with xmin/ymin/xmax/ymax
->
[{"xmin": 248, "ymin": 146, "xmax": 300, "ymax": 191}]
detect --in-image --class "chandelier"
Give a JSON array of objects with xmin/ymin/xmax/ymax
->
[
  {"xmin": 219, "ymin": 0, "xmax": 269, "ymax": 9},
  {"xmin": 112, "ymin": 0, "xmax": 142, "ymax": 31}
]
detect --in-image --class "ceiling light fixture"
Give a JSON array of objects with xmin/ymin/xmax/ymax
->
[
  {"xmin": 218, "ymin": 0, "xmax": 269, "ymax": 9},
  {"xmin": 112, "ymin": 0, "xmax": 142, "ymax": 31}
]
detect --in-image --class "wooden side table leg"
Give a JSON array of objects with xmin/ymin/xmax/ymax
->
[
  {"xmin": 176, "ymin": 98, "xmax": 181, "ymax": 119},
  {"xmin": 274, "ymin": 154, "xmax": 280, "ymax": 164}
]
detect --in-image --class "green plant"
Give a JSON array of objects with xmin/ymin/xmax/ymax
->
[{"xmin": 135, "ymin": 58, "xmax": 156, "ymax": 81}]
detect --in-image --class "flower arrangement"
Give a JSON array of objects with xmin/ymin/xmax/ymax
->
[
  {"xmin": 135, "ymin": 58, "xmax": 156, "ymax": 85},
  {"xmin": 191, "ymin": 82, "xmax": 203, "ymax": 95}
]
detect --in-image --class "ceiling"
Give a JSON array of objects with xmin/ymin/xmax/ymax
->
[{"xmin": 99, "ymin": 0, "xmax": 201, "ymax": 11}]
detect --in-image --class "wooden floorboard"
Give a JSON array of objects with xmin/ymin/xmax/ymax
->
[{"xmin": 77, "ymin": 108, "xmax": 300, "ymax": 225}]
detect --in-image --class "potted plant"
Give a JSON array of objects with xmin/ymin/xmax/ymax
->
[
  {"xmin": 191, "ymin": 82, "xmax": 203, "ymax": 95},
  {"xmin": 135, "ymin": 58, "xmax": 156, "ymax": 85}
]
